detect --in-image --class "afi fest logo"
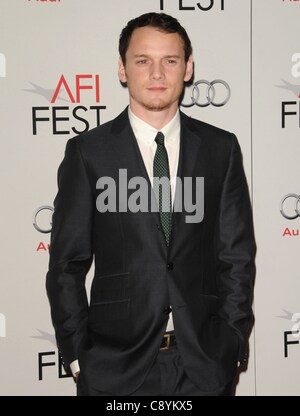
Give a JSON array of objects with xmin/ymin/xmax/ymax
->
[
  {"xmin": 278, "ymin": 53, "xmax": 300, "ymax": 128},
  {"xmin": 159, "ymin": 0, "xmax": 225, "ymax": 11},
  {"xmin": 26, "ymin": 74, "xmax": 107, "ymax": 136},
  {"xmin": 31, "ymin": 329, "xmax": 72, "ymax": 380},
  {"xmin": 278, "ymin": 309, "xmax": 300, "ymax": 358},
  {"xmin": 0, "ymin": 313, "xmax": 6, "ymax": 338},
  {"xmin": 0, "ymin": 53, "xmax": 6, "ymax": 78}
]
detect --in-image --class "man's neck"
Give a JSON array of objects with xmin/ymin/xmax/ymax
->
[{"xmin": 129, "ymin": 102, "xmax": 179, "ymax": 130}]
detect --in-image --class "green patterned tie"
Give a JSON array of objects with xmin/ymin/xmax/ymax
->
[{"xmin": 153, "ymin": 132, "xmax": 172, "ymax": 245}]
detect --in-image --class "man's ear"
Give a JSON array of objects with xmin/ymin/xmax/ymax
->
[
  {"xmin": 184, "ymin": 55, "xmax": 194, "ymax": 83},
  {"xmin": 118, "ymin": 57, "xmax": 127, "ymax": 83}
]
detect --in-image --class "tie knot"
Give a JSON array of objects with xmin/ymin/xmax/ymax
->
[{"xmin": 155, "ymin": 131, "xmax": 165, "ymax": 146}]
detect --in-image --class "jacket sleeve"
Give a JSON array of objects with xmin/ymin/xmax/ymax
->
[
  {"xmin": 215, "ymin": 133, "xmax": 256, "ymax": 365},
  {"xmin": 46, "ymin": 138, "xmax": 94, "ymax": 368}
]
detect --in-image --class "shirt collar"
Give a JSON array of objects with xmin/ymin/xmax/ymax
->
[{"xmin": 128, "ymin": 107, "xmax": 180, "ymax": 146}]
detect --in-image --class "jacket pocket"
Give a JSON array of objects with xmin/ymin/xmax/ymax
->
[
  {"xmin": 89, "ymin": 299, "xmax": 130, "ymax": 322},
  {"xmin": 89, "ymin": 272, "xmax": 130, "ymax": 322}
]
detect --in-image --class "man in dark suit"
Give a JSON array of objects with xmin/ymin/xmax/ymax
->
[{"xmin": 46, "ymin": 12, "xmax": 256, "ymax": 396}]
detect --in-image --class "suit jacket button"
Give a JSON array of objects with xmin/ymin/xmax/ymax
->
[{"xmin": 167, "ymin": 262, "xmax": 174, "ymax": 270}]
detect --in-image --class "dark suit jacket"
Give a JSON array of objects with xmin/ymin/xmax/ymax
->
[{"xmin": 46, "ymin": 108, "xmax": 256, "ymax": 395}]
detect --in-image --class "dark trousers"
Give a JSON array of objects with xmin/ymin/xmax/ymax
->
[{"xmin": 77, "ymin": 344, "xmax": 234, "ymax": 396}]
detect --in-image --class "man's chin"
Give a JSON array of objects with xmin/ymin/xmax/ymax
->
[{"xmin": 143, "ymin": 101, "xmax": 170, "ymax": 112}]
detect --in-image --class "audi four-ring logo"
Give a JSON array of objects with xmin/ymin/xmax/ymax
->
[
  {"xmin": 280, "ymin": 194, "xmax": 300, "ymax": 219},
  {"xmin": 180, "ymin": 79, "xmax": 231, "ymax": 107},
  {"xmin": 33, "ymin": 205, "xmax": 54, "ymax": 233}
]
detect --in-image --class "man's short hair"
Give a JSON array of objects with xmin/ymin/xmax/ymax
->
[{"xmin": 119, "ymin": 12, "xmax": 193, "ymax": 65}]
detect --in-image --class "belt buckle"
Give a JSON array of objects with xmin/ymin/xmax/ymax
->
[{"xmin": 160, "ymin": 333, "xmax": 171, "ymax": 351}]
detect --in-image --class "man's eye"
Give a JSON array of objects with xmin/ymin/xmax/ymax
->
[{"xmin": 137, "ymin": 59, "xmax": 147, "ymax": 64}]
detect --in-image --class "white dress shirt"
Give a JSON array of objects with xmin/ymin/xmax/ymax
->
[{"xmin": 70, "ymin": 107, "xmax": 180, "ymax": 377}]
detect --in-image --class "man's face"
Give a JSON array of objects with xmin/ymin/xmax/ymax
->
[{"xmin": 118, "ymin": 26, "xmax": 193, "ymax": 114}]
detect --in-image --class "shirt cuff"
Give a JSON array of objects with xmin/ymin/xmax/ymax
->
[{"xmin": 70, "ymin": 360, "xmax": 80, "ymax": 377}]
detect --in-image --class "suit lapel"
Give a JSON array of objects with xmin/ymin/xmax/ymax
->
[
  {"xmin": 172, "ymin": 112, "xmax": 204, "ymax": 225},
  {"xmin": 110, "ymin": 108, "xmax": 151, "ymax": 184},
  {"xmin": 110, "ymin": 108, "xmax": 166, "ymax": 249}
]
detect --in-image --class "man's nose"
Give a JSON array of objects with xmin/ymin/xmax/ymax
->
[{"xmin": 150, "ymin": 62, "xmax": 165, "ymax": 79}]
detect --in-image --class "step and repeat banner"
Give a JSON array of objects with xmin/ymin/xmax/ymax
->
[{"xmin": 0, "ymin": 0, "xmax": 299, "ymax": 396}]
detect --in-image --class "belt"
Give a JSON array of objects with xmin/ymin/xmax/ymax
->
[{"xmin": 160, "ymin": 332, "xmax": 176, "ymax": 351}]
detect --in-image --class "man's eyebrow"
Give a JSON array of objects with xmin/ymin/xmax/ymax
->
[
  {"xmin": 164, "ymin": 55, "xmax": 182, "ymax": 59},
  {"xmin": 133, "ymin": 54, "xmax": 182, "ymax": 59}
]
